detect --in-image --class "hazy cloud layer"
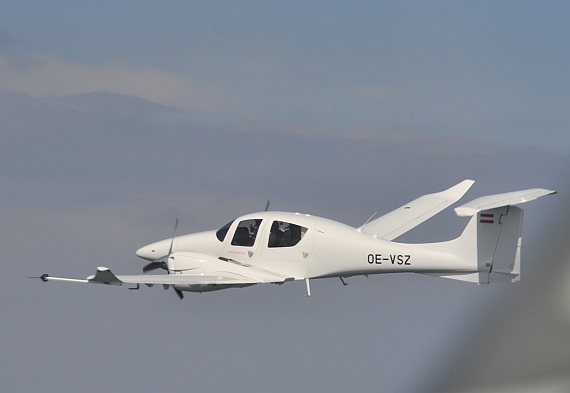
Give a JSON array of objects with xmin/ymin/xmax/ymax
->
[
  {"xmin": 2, "ymin": 2, "xmax": 568, "ymax": 151},
  {"xmin": 1, "ymin": 91, "xmax": 567, "ymax": 392},
  {"xmin": 0, "ymin": 54, "xmax": 237, "ymax": 115}
]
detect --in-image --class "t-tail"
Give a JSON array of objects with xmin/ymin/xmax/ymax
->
[{"xmin": 424, "ymin": 188, "xmax": 555, "ymax": 285}]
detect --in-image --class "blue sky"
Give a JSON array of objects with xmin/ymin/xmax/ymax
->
[{"xmin": 1, "ymin": 1, "xmax": 568, "ymax": 150}]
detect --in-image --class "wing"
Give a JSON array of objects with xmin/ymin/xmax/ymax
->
[
  {"xmin": 358, "ymin": 179, "xmax": 474, "ymax": 240},
  {"xmin": 41, "ymin": 259, "xmax": 294, "ymax": 287}
]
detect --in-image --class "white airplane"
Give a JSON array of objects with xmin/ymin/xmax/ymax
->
[{"xmin": 37, "ymin": 180, "xmax": 555, "ymax": 299}]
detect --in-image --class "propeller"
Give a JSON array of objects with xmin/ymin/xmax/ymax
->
[
  {"xmin": 168, "ymin": 218, "xmax": 179, "ymax": 255},
  {"xmin": 142, "ymin": 261, "xmax": 167, "ymax": 273},
  {"xmin": 143, "ymin": 219, "xmax": 185, "ymax": 300},
  {"xmin": 162, "ymin": 284, "xmax": 184, "ymax": 299},
  {"xmin": 142, "ymin": 218, "xmax": 179, "ymax": 273},
  {"xmin": 174, "ymin": 288, "xmax": 184, "ymax": 299}
]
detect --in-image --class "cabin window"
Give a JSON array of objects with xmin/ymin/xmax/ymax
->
[
  {"xmin": 216, "ymin": 220, "xmax": 234, "ymax": 242},
  {"xmin": 231, "ymin": 219, "xmax": 263, "ymax": 247},
  {"xmin": 268, "ymin": 221, "xmax": 307, "ymax": 248}
]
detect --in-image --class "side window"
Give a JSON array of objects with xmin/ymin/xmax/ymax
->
[
  {"xmin": 231, "ymin": 219, "xmax": 263, "ymax": 247},
  {"xmin": 216, "ymin": 220, "xmax": 234, "ymax": 242},
  {"xmin": 268, "ymin": 221, "xmax": 308, "ymax": 248}
]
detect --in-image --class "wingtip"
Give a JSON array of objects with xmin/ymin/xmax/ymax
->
[
  {"xmin": 442, "ymin": 179, "xmax": 475, "ymax": 199},
  {"xmin": 459, "ymin": 179, "xmax": 476, "ymax": 188}
]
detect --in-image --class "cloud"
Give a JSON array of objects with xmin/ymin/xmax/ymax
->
[{"xmin": 0, "ymin": 54, "xmax": 239, "ymax": 115}]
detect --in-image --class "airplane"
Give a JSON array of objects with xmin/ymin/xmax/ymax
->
[{"xmin": 35, "ymin": 180, "xmax": 555, "ymax": 299}]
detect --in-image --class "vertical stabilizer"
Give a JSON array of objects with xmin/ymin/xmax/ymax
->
[
  {"xmin": 427, "ymin": 187, "xmax": 554, "ymax": 285},
  {"xmin": 488, "ymin": 206, "xmax": 523, "ymax": 283},
  {"xmin": 429, "ymin": 202, "xmax": 532, "ymax": 285},
  {"xmin": 426, "ymin": 206, "xmax": 520, "ymax": 285}
]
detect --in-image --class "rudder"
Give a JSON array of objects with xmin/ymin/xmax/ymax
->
[{"xmin": 488, "ymin": 206, "xmax": 523, "ymax": 283}]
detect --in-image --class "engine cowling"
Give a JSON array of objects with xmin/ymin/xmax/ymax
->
[
  {"xmin": 167, "ymin": 250, "xmax": 216, "ymax": 274},
  {"xmin": 167, "ymin": 251, "xmax": 255, "ymax": 293}
]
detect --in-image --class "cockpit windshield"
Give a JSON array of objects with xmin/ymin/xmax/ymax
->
[{"xmin": 216, "ymin": 220, "xmax": 234, "ymax": 242}]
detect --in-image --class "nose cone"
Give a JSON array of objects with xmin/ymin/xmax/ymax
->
[
  {"xmin": 136, "ymin": 244, "xmax": 163, "ymax": 261},
  {"xmin": 136, "ymin": 238, "xmax": 172, "ymax": 260}
]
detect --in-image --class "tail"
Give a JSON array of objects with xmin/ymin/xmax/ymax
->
[{"xmin": 428, "ymin": 188, "xmax": 555, "ymax": 285}]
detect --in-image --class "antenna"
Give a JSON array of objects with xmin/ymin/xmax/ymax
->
[{"xmin": 357, "ymin": 211, "xmax": 377, "ymax": 232}]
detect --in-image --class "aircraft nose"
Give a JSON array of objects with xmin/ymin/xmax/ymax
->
[{"xmin": 135, "ymin": 245, "xmax": 157, "ymax": 261}]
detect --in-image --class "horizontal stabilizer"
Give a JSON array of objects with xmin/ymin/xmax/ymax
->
[
  {"xmin": 455, "ymin": 188, "xmax": 556, "ymax": 217},
  {"xmin": 359, "ymin": 179, "xmax": 474, "ymax": 240}
]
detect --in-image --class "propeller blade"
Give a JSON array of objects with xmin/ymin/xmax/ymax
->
[
  {"xmin": 168, "ymin": 218, "xmax": 179, "ymax": 256},
  {"xmin": 174, "ymin": 288, "xmax": 184, "ymax": 300},
  {"xmin": 142, "ymin": 261, "xmax": 167, "ymax": 273}
]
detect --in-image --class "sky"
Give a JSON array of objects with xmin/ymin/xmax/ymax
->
[
  {"xmin": 1, "ymin": 2, "xmax": 569, "ymax": 393},
  {"xmin": 1, "ymin": 1, "xmax": 569, "ymax": 151}
]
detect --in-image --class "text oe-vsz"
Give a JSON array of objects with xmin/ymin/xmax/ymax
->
[{"xmin": 367, "ymin": 254, "xmax": 411, "ymax": 265}]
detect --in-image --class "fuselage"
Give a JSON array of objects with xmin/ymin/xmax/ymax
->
[{"xmin": 136, "ymin": 211, "xmax": 472, "ymax": 292}]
